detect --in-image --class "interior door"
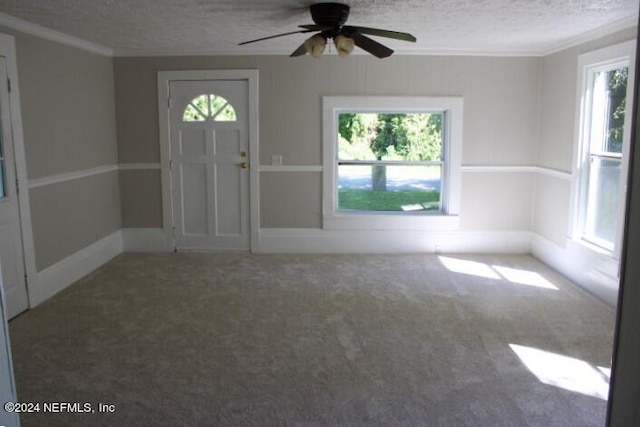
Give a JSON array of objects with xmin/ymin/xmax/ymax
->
[
  {"xmin": 0, "ymin": 56, "xmax": 28, "ymax": 319},
  {"xmin": 169, "ymin": 79, "xmax": 250, "ymax": 251}
]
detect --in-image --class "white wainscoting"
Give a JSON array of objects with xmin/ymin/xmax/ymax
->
[
  {"xmin": 119, "ymin": 227, "xmax": 533, "ymax": 255},
  {"xmin": 258, "ymin": 165, "xmax": 322, "ymax": 172},
  {"xmin": 259, "ymin": 228, "xmax": 532, "ymax": 254},
  {"xmin": 531, "ymin": 234, "xmax": 619, "ymax": 306},
  {"xmin": 23, "ymin": 163, "xmax": 588, "ymax": 309},
  {"xmin": 29, "ymin": 231, "xmax": 123, "ymax": 307},
  {"xmin": 28, "ymin": 165, "xmax": 119, "ymax": 189},
  {"xmin": 461, "ymin": 165, "xmax": 571, "ymax": 180}
]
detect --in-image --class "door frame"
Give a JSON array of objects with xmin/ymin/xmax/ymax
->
[
  {"xmin": 0, "ymin": 33, "xmax": 35, "ymax": 309},
  {"xmin": 158, "ymin": 70, "xmax": 260, "ymax": 252}
]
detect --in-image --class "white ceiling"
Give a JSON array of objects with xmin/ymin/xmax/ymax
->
[{"xmin": 0, "ymin": 0, "xmax": 638, "ymax": 56}]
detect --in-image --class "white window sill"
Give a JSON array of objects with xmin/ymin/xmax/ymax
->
[
  {"xmin": 573, "ymin": 236, "xmax": 616, "ymax": 258},
  {"xmin": 567, "ymin": 237, "xmax": 620, "ymax": 279},
  {"xmin": 323, "ymin": 213, "xmax": 460, "ymax": 231}
]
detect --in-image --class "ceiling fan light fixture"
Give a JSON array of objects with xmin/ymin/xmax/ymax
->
[
  {"xmin": 239, "ymin": 2, "xmax": 416, "ymax": 59},
  {"xmin": 304, "ymin": 34, "xmax": 326, "ymax": 58},
  {"xmin": 334, "ymin": 34, "xmax": 354, "ymax": 57}
]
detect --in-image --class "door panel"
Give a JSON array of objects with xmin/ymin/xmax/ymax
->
[
  {"xmin": 181, "ymin": 162, "xmax": 209, "ymax": 235},
  {"xmin": 0, "ymin": 56, "xmax": 28, "ymax": 318},
  {"xmin": 169, "ymin": 80, "xmax": 250, "ymax": 251}
]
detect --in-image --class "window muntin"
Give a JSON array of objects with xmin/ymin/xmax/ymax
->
[
  {"xmin": 337, "ymin": 112, "xmax": 444, "ymax": 212},
  {"xmin": 580, "ymin": 64, "xmax": 628, "ymax": 251},
  {"xmin": 183, "ymin": 94, "xmax": 237, "ymax": 122}
]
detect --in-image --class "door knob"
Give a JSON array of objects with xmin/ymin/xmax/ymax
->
[{"xmin": 239, "ymin": 162, "xmax": 249, "ymax": 169}]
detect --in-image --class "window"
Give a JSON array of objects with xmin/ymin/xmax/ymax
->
[
  {"xmin": 183, "ymin": 94, "xmax": 237, "ymax": 122},
  {"xmin": 323, "ymin": 96, "xmax": 463, "ymax": 230},
  {"xmin": 572, "ymin": 40, "xmax": 636, "ymax": 256}
]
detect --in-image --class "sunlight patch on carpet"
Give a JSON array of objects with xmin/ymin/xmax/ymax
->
[
  {"xmin": 510, "ymin": 344, "xmax": 610, "ymax": 400},
  {"xmin": 438, "ymin": 256, "xmax": 559, "ymax": 290},
  {"xmin": 438, "ymin": 256, "xmax": 501, "ymax": 280},
  {"xmin": 492, "ymin": 266, "xmax": 559, "ymax": 290}
]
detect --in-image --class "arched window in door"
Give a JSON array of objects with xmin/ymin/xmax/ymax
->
[{"xmin": 183, "ymin": 94, "xmax": 237, "ymax": 122}]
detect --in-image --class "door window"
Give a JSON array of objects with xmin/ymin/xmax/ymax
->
[{"xmin": 183, "ymin": 94, "xmax": 237, "ymax": 122}]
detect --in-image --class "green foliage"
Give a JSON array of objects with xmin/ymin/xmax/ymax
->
[
  {"xmin": 607, "ymin": 68, "xmax": 628, "ymax": 153},
  {"xmin": 338, "ymin": 136, "xmax": 376, "ymax": 160},
  {"xmin": 337, "ymin": 112, "xmax": 442, "ymax": 161},
  {"xmin": 183, "ymin": 94, "xmax": 237, "ymax": 122},
  {"xmin": 372, "ymin": 114, "xmax": 408, "ymax": 158},
  {"xmin": 338, "ymin": 113, "xmax": 366, "ymax": 142}
]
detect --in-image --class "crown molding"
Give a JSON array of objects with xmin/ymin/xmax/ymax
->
[
  {"xmin": 114, "ymin": 47, "xmax": 546, "ymax": 57},
  {"xmin": 0, "ymin": 12, "xmax": 113, "ymax": 56},
  {"xmin": 115, "ymin": 17, "xmax": 638, "ymax": 58},
  {"xmin": 542, "ymin": 15, "xmax": 638, "ymax": 56},
  {"xmin": 0, "ymin": 10, "xmax": 635, "ymax": 59}
]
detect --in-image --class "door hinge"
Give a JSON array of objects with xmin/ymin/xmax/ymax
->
[
  {"xmin": 172, "ymin": 226, "xmax": 176, "ymax": 238},
  {"xmin": 7, "ymin": 78, "xmax": 11, "ymax": 93},
  {"xmin": 169, "ymin": 159, "xmax": 173, "ymax": 170},
  {"xmin": 168, "ymin": 97, "xmax": 172, "ymax": 108},
  {"xmin": 15, "ymin": 177, "xmax": 19, "ymax": 195}
]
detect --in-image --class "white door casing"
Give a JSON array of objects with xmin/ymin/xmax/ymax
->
[
  {"xmin": 0, "ymin": 56, "xmax": 28, "ymax": 319},
  {"xmin": 0, "ymin": 267, "xmax": 20, "ymax": 427},
  {"xmin": 158, "ymin": 71, "xmax": 259, "ymax": 252}
]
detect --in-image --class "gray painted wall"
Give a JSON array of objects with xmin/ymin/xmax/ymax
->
[
  {"xmin": 114, "ymin": 55, "xmax": 541, "ymax": 230},
  {"xmin": 0, "ymin": 28, "xmax": 121, "ymax": 270},
  {"xmin": 534, "ymin": 27, "xmax": 637, "ymax": 245}
]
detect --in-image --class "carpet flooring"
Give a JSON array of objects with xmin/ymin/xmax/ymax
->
[{"xmin": 8, "ymin": 253, "xmax": 616, "ymax": 426}]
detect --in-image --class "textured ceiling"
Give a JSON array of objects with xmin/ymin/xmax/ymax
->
[{"xmin": 0, "ymin": 0, "xmax": 638, "ymax": 56}]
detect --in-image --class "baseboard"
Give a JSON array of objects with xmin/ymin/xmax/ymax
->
[
  {"xmin": 122, "ymin": 228, "xmax": 169, "ymax": 252},
  {"xmin": 531, "ymin": 234, "xmax": 619, "ymax": 306},
  {"xmin": 258, "ymin": 228, "xmax": 532, "ymax": 254},
  {"xmin": 29, "ymin": 231, "xmax": 123, "ymax": 307}
]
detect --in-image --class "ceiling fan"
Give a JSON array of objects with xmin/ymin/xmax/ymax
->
[{"xmin": 239, "ymin": 2, "xmax": 417, "ymax": 58}]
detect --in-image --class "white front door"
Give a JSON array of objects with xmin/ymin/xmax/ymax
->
[
  {"xmin": 169, "ymin": 79, "xmax": 250, "ymax": 251},
  {"xmin": 0, "ymin": 57, "xmax": 28, "ymax": 318}
]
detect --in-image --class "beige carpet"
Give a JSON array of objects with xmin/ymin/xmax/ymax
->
[{"xmin": 8, "ymin": 253, "xmax": 615, "ymax": 426}]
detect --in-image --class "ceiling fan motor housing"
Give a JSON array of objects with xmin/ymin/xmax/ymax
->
[{"xmin": 310, "ymin": 3, "xmax": 350, "ymax": 28}]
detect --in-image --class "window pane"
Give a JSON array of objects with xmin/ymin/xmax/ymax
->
[
  {"xmin": 338, "ymin": 164, "xmax": 441, "ymax": 211},
  {"xmin": 590, "ymin": 67, "xmax": 627, "ymax": 154},
  {"xmin": 214, "ymin": 105, "xmax": 237, "ymax": 121},
  {"xmin": 584, "ymin": 157, "xmax": 621, "ymax": 248},
  {"xmin": 183, "ymin": 104, "xmax": 205, "ymax": 122},
  {"xmin": 338, "ymin": 112, "xmax": 443, "ymax": 161}
]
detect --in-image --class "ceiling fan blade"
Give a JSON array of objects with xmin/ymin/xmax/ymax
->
[
  {"xmin": 298, "ymin": 24, "xmax": 332, "ymax": 31},
  {"xmin": 290, "ymin": 42, "xmax": 308, "ymax": 57},
  {"xmin": 344, "ymin": 26, "xmax": 417, "ymax": 42},
  {"xmin": 239, "ymin": 29, "xmax": 313, "ymax": 45},
  {"xmin": 350, "ymin": 33, "xmax": 394, "ymax": 58}
]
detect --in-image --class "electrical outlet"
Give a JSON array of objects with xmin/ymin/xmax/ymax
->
[{"xmin": 271, "ymin": 155, "xmax": 283, "ymax": 165}]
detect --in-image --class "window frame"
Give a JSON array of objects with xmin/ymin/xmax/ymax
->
[
  {"xmin": 322, "ymin": 96, "xmax": 463, "ymax": 230},
  {"xmin": 570, "ymin": 40, "xmax": 636, "ymax": 258}
]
